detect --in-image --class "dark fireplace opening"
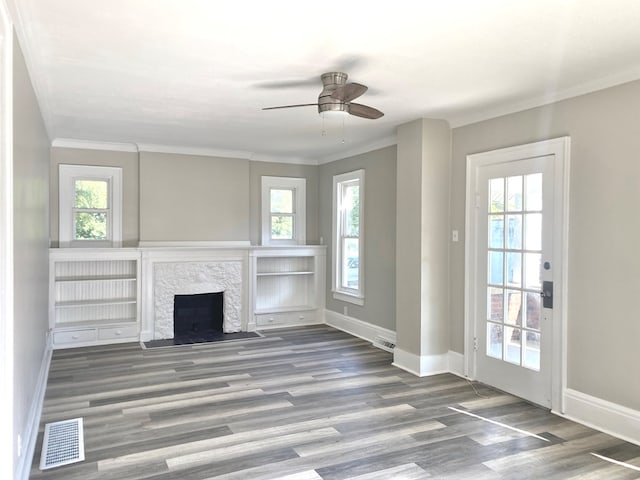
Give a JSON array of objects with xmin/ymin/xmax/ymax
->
[
  {"xmin": 173, "ymin": 292, "xmax": 224, "ymax": 339},
  {"xmin": 143, "ymin": 290, "xmax": 262, "ymax": 348}
]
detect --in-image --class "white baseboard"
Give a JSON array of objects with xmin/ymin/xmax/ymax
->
[
  {"xmin": 448, "ymin": 350, "xmax": 465, "ymax": 378},
  {"xmin": 324, "ymin": 309, "xmax": 396, "ymax": 349},
  {"xmin": 561, "ymin": 388, "xmax": 640, "ymax": 447},
  {"xmin": 392, "ymin": 349, "xmax": 465, "ymax": 378},
  {"xmin": 16, "ymin": 345, "xmax": 52, "ymax": 480},
  {"xmin": 392, "ymin": 348, "xmax": 449, "ymax": 377}
]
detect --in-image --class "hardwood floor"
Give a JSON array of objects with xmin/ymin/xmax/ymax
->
[{"xmin": 30, "ymin": 325, "xmax": 640, "ymax": 479}]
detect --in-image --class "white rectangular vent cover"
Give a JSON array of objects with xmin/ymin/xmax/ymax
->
[
  {"xmin": 40, "ymin": 418, "xmax": 85, "ymax": 470},
  {"xmin": 373, "ymin": 335, "xmax": 396, "ymax": 353}
]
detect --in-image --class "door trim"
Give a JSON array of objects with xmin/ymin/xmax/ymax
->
[
  {"xmin": 0, "ymin": 0, "xmax": 13, "ymax": 477},
  {"xmin": 464, "ymin": 137, "xmax": 570, "ymax": 413}
]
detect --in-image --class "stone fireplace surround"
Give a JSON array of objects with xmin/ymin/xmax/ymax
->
[{"xmin": 140, "ymin": 243, "xmax": 250, "ymax": 342}]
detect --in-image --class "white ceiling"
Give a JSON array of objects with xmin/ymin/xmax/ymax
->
[{"xmin": 10, "ymin": 0, "xmax": 640, "ymax": 163}]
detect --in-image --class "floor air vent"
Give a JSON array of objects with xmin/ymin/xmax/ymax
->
[
  {"xmin": 373, "ymin": 336, "xmax": 396, "ymax": 353},
  {"xmin": 40, "ymin": 418, "xmax": 85, "ymax": 470}
]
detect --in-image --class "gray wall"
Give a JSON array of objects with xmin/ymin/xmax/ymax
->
[
  {"xmin": 139, "ymin": 151, "xmax": 250, "ymax": 242},
  {"xmin": 396, "ymin": 119, "xmax": 451, "ymax": 358},
  {"xmin": 50, "ymin": 147, "xmax": 139, "ymax": 247},
  {"xmin": 319, "ymin": 145, "xmax": 397, "ymax": 331},
  {"xmin": 450, "ymin": 79, "xmax": 640, "ymax": 411},
  {"xmin": 249, "ymin": 161, "xmax": 319, "ymax": 245},
  {"xmin": 12, "ymin": 32, "xmax": 50, "ymax": 472},
  {"xmin": 50, "ymin": 148, "xmax": 322, "ymax": 245}
]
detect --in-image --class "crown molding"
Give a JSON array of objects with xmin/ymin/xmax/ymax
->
[
  {"xmin": 136, "ymin": 143, "xmax": 251, "ymax": 160},
  {"xmin": 250, "ymin": 152, "xmax": 318, "ymax": 166},
  {"xmin": 52, "ymin": 138, "xmax": 138, "ymax": 153},
  {"xmin": 138, "ymin": 143, "xmax": 318, "ymax": 165},
  {"xmin": 50, "ymin": 136, "xmax": 401, "ymax": 166}
]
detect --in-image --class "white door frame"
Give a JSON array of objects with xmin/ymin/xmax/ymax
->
[
  {"xmin": 464, "ymin": 137, "xmax": 570, "ymax": 414},
  {"xmin": 0, "ymin": 0, "xmax": 13, "ymax": 476}
]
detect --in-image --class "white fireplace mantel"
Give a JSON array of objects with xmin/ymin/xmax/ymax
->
[{"xmin": 140, "ymin": 245, "xmax": 251, "ymax": 341}]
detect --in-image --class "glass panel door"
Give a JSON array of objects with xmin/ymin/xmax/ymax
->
[{"xmin": 486, "ymin": 173, "xmax": 543, "ymax": 371}]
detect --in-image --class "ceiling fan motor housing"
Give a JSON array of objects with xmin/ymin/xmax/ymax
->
[{"xmin": 318, "ymin": 72, "xmax": 349, "ymax": 115}]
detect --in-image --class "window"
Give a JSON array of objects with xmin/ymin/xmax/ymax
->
[
  {"xmin": 332, "ymin": 169, "xmax": 364, "ymax": 305},
  {"xmin": 59, "ymin": 164, "xmax": 122, "ymax": 247},
  {"xmin": 261, "ymin": 176, "xmax": 306, "ymax": 245}
]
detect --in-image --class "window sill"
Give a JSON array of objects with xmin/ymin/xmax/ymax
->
[
  {"xmin": 332, "ymin": 291, "xmax": 364, "ymax": 306},
  {"xmin": 62, "ymin": 240, "xmax": 121, "ymax": 248}
]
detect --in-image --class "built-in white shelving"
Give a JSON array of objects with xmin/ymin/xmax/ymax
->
[
  {"xmin": 49, "ymin": 248, "xmax": 141, "ymax": 348},
  {"xmin": 250, "ymin": 246, "xmax": 326, "ymax": 328},
  {"xmin": 50, "ymin": 245, "xmax": 326, "ymax": 347}
]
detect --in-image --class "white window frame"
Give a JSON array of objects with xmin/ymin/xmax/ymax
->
[
  {"xmin": 332, "ymin": 169, "xmax": 365, "ymax": 305},
  {"xmin": 261, "ymin": 176, "xmax": 306, "ymax": 245},
  {"xmin": 59, "ymin": 164, "xmax": 122, "ymax": 247}
]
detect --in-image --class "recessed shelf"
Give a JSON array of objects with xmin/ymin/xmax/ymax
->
[
  {"xmin": 253, "ymin": 249, "xmax": 324, "ymax": 327},
  {"xmin": 55, "ymin": 275, "xmax": 136, "ymax": 283},
  {"xmin": 55, "ymin": 298, "xmax": 137, "ymax": 308},
  {"xmin": 256, "ymin": 271, "xmax": 314, "ymax": 277},
  {"xmin": 254, "ymin": 305, "xmax": 316, "ymax": 315},
  {"xmin": 55, "ymin": 318, "xmax": 137, "ymax": 329}
]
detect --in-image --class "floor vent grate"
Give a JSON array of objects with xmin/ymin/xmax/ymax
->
[
  {"xmin": 373, "ymin": 335, "xmax": 396, "ymax": 353},
  {"xmin": 40, "ymin": 418, "xmax": 85, "ymax": 470}
]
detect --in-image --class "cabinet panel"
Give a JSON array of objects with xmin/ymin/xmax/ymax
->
[
  {"xmin": 53, "ymin": 329, "xmax": 97, "ymax": 345},
  {"xmin": 255, "ymin": 311, "xmax": 317, "ymax": 327},
  {"xmin": 98, "ymin": 325, "xmax": 138, "ymax": 340}
]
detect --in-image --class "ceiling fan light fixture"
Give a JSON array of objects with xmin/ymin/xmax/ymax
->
[{"xmin": 318, "ymin": 103, "xmax": 349, "ymax": 116}]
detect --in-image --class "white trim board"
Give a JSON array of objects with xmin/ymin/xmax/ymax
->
[
  {"xmin": 324, "ymin": 309, "xmax": 396, "ymax": 351},
  {"xmin": 393, "ymin": 348, "xmax": 449, "ymax": 377},
  {"xmin": 561, "ymin": 389, "xmax": 640, "ymax": 447},
  {"xmin": 0, "ymin": 3, "xmax": 14, "ymax": 479},
  {"xmin": 393, "ymin": 349, "xmax": 465, "ymax": 378},
  {"xmin": 15, "ymin": 346, "xmax": 52, "ymax": 480},
  {"xmin": 50, "ymin": 138, "xmax": 319, "ymax": 165}
]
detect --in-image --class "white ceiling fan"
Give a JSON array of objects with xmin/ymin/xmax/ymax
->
[{"xmin": 262, "ymin": 72, "xmax": 384, "ymax": 119}]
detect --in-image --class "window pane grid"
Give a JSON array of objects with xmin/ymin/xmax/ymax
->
[
  {"xmin": 334, "ymin": 171, "xmax": 363, "ymax": 300},
  {"xmin": 486, "ymin": 174, "xmax": 542, "ymax": 371},
  {"xmin": 270, "ymin": 214, "xmax": 294, "ymax": 240},
  {"xmin": 73, "ymin": 178, "xmax": 110, "ymax": 241},
  {"xmin": 270, "ymin": 188, "xmax": 294, "ymax": 214}
]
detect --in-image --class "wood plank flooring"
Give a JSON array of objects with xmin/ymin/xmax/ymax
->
[{"xmin": 30, "ymin": 326, "xmax": 640, "ymax": 479}]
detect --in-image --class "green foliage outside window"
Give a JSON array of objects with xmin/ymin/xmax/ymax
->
[
  {"xmin": 74, "ymin": 180, "xmax": 108, "ymax": 240},
  {"xmin": 271, "ymin": 215, "xmax": 293, "ymax": 239}
]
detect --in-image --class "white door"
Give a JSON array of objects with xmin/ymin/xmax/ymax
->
[{"xmin": 466, "ymin": 138, "xmax": 569, "ymax": 410}]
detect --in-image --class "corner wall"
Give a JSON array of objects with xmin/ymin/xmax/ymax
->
[
  {"xmin": 12, "ymin": 31, "xmax": 50, "ymax": 478},
  {"xmin": 319, "ymin": 145, "xmax": 397, "ymax": 332},
  {"xmin": 394, "ymin": 119, "xmax": 451, "ymax": 375}
]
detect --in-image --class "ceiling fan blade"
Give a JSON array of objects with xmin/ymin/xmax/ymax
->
[
  {"xmin": 348, "ymin": 103, "xmax": 384, "ymax": 119},
  {"xmin": 331, "ymin": 82, "xmax": 368, "ymax": 102},
  {"xmin": 254, "ymin": 78, "xmax": 318, "ymax": 89},
  {"xmin": 262, "ymin": 103, "xmax": 319, "ymax": 110}
]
